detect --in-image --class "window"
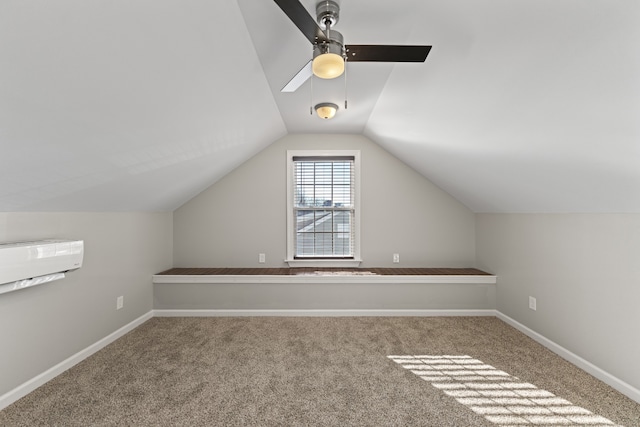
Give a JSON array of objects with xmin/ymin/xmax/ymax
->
[
  {"xmin": 286, "ymin": 150, "xmax": 361, "ymax": 267},
  {"xmin": 293, "ymin": 157, "xmax": 353, "ymax": 257}
]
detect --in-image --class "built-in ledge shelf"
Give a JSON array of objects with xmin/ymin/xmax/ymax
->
[{"xmin": 153, "ymin": 268, "xmax": 497, "ymax": 285}]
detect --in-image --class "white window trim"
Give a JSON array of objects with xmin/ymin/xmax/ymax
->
[{"xmin": 285, "ymin": 150, "xmax": 362, "ymax": 267}]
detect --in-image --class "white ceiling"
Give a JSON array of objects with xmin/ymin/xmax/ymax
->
[{"xmin": 1, "ymin": 0, "xmax": 638, "ymax": 213}]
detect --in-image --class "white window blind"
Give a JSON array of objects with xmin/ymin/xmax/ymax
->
[{"xmin": 292, "ymin": 156, "xmax": 355, "ymax": 258}]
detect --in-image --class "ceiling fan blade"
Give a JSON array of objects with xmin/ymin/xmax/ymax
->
[
  {"xmin": 281, "ymin": 60, "xmax": 312, "ymax": 92},
  {"xmin": 273, "ymin": 0, "xmax": 328, "ymax": 44},
  {"xmin": 345, "ymin": 45, "xmax": 432, "ymax": 62}
]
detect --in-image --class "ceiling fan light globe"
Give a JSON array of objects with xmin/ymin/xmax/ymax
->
[
  {"xmin": 315, "ymin": 103, "xmax": 338, "ymax": 119},
  {"xmin": 312, "ymin": 53, "xmax": 344, "ymax": 79}
]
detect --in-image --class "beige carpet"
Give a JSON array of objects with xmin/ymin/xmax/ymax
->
[{"xmin": 1, "ymin": 317, "xmax": 638, "ymax": 426}]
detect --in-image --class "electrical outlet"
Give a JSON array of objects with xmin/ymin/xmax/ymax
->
[
  {"xmin": 393, "ymin": 253, "xmax": 400, "ymax": 263},
  {"xmin": 259, "ymin": 253, "xmax": 266, "ymax": 263},
  {"xmin": 117, "ymin": 295, "xmax": 124, "ymax": 310},
  {"xmin": 529, "ymin": 296, "xmax": 536, "ymax": 311}
]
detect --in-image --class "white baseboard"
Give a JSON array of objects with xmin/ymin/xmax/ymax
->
[
  {"xmin": 153, "ymin": 309, "xmax": 498, "ymax": 317},
  {"xmin": 0, "ymin": 311, "xmax": 153, "ymax": 411},
  {"xmin": 496, "ymin": 311, "xmax": 640, "ymax": 404}
]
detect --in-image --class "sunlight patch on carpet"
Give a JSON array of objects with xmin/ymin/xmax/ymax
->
[{"xmin": 388, "ymin": 355, "xmax": 623, "ymax": 426}]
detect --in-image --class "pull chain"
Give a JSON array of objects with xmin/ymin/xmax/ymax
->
[
  {"xmin": 310, "ymin": 72, "xmax": 314, "ymax": 115},
  {"xmin": 344, "ymin": 58, "xmax": 348, "ymax": 110}
]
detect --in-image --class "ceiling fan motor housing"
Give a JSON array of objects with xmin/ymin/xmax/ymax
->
[
  {"xmin": 316, "ymin": 0, "xmax": 340, "ymax": 28},
  {"xmin": 313, "ymin": 29, "xmax": 344, "ymax": 59},
  {"xmin": 314, "ymin": 0, "xmax": 345, "ymax": 61}
]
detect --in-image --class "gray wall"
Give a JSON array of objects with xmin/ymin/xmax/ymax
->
[
  {"xmin": 174, "ymin": 134, "xmax": 476, "ymax": 268},
  {"xmin": 476, "ymin": 213, "xmax": 640, "ymax": 391},
  {"xmin": 154, "ymin": 281, "xmax": 496, "ymax": 311},
  {"xmin": 0, "ymin": 212, "xmax": 172, "ymax": 396}
]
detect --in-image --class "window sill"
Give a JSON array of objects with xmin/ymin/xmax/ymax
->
[{"xmin": 285, "ymin": 259, "xmax": 363, "ymax": 268}]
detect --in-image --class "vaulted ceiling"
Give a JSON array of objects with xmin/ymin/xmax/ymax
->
[{"xmin": 1, "ymin": 1, "xmax": 638, "ymax": 213}]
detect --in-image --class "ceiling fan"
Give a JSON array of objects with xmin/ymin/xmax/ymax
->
[{"xmin": 274, "ymin": 0, "xmax": 432, "ymax": 92}]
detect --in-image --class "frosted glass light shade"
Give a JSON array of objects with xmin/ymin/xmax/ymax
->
[
  {"xmin": 312, "ymin": 53, "xmax": 344, "ymax": 79},
  {"xmin": 315, "ymin": 103, "xmax": 338, "ymax": 119}
]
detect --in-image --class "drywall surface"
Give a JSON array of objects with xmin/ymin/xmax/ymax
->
[
  {"xmin": 154, "ymin": 281, "xmax": 496, "ymax": 311},
  {"xmin": 174, "ymin": 134, "xmax": 475, "ymax": 268},
  {"xmin": 0, "ymin": 212, "xmax": 172, "ymax": 396},
  {"xmin": 476, "ymin": 213, "xmax": 640, "ymax": 391}
]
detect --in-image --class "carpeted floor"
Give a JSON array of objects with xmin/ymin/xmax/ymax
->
[{"xmin": 1, "ymin": 317, "xmax": 638, "ymax": 426}]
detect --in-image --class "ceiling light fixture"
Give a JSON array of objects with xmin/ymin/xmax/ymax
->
[
  {"xmin": 312, "ymin": 42, "xmax": 344, "ymax": 79},
  {"xmin": 315, "ymin": 102, "xmax": 338, "ymax": 119},
  {"xmin": 312, "ymin": 1, "xmax": 345, "ymax": 79}
]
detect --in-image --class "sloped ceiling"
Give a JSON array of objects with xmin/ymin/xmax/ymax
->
[
  {"xmin": 0, "ymin": 0, "xmax": 286, "ymax": 211},
  {"xmin": 1, "ymin": 0, "xmax": 638, "ymax": 213}
]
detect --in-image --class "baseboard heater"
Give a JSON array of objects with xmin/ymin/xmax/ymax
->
[{"xmin": 0, "ymin": 239, "xmax": 84, "ymax": 295}]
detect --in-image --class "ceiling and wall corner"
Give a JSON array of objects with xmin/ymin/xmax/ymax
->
[{"xmin": 1, "ymin": 0, "xmax": 638, "ymax": 213}]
